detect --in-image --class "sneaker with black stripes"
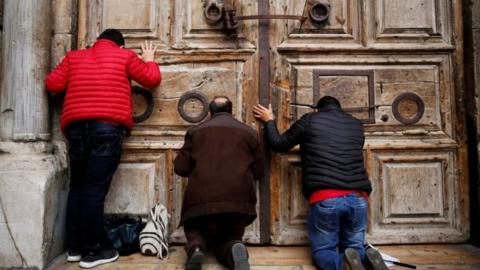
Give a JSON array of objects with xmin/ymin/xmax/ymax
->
[{"xmin": 79, "ymin": 249, "xmax": 119, "ymax": 269}]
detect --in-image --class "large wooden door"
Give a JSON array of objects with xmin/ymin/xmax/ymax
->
[{"xmin": 77, "ymin": 0, "xmax": 469, "ymax": 245}]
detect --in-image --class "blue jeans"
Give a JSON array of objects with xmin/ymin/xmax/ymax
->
[
  {"xmin": 65, "ymin": 120, "xmax": 125, "ymax": 252},
  {"xmin": 307, "ymin": 193, "xmax": 368, "ymax": 270}
]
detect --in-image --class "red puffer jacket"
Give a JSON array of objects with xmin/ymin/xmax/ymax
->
[{"xmin": 45, "ymin": 39, "xmax": 161, "ymax": 131}]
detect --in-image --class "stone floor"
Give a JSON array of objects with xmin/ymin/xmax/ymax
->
[{"xmin": 46, "ymin": 244, "xmax": 480, "ymax": 270}]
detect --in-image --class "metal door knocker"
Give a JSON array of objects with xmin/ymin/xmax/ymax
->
[
  {"xmin": 178, "ymin": 91, "xmax": 209, "ymax": 123},
  {"xmin": 204, "ymin": 1, "xmax": 223, "ymax": 24},
  {"xmin": 132, "ymin": 86, "xmax": 155, "ymax": 123},
  {"xmin": 392, "ymin": 92, "xmax": 425, "ymax": 125},
  {"xmin": 309, "ymin": 2, "xmax": 331, "ymax": 24},
  {"xmin": 203, "ymin": 0, "xmax": 239, "ymax": 33},
  {"xmin": 203, "ymin": 0, "xmax": 319, "ymax": 35}
]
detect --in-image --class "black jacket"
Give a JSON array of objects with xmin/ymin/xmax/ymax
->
[{"xmin": 264, "ymin": 105, "xmax": 372, "ymax": 199}]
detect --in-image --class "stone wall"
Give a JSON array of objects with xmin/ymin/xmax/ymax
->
[
  {"xmin": 463, "ymin": 0, "xmax": 480, "ymax": 246},
  {"xmin": 0, "ymin": 0, "xmax": 75, "ymax": 268}
]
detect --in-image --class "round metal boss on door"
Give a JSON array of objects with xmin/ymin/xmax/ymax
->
[
  {"xmin": 392, "ymin": 92, "xmax": 425, "ymax": 125},
  {"xmin": 132, "ymin": 86, "xmax": 154, "ymax": 123},
  {"xmin": 178, "ymin": 91, "xmax": 209, "ymax": 123},
  {"xmin": 204, "ymin": 2, "xmax": 223, "ymax": 24},
  {"xmin": 309, "ymin": 2, "xmax": 330, "ymax": 24}
]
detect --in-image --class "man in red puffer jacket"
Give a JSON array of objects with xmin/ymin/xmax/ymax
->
[{"xmin": 45, "ymin": 29, "xmax": 161, "ymax": 269}]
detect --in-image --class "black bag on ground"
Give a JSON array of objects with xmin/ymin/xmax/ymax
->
[{"xmin": 104, "ymin": 216, "xmax": 145, "ymax": 256}]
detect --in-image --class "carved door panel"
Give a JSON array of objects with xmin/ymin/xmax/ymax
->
[
  {"xmin": 269, "ymin": 0, "xmax": 469, "ymax": 244},
  {"xmin": 77, "ymin": 0, "xmax": 262, "ymax": 243}
]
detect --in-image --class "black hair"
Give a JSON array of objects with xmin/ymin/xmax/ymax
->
[
  {"xmin": 209, "ymin": 96, "xmax": 233, "ymax": 115},
  {"xmin": 316, "ymin": 96, "xmax": 341, "ymax": 109},
  {"xmin": 97, "ymin": 29, "xmax": 125, "ymax": 46}
]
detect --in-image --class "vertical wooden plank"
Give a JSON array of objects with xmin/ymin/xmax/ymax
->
[
  {"xmin": 258, "ymin": 0, "xmax": 271, "ymax": 244},
  {"xmin": 452, "ymin": 0, "xmax": 471, "ymax": 239},
  {"xmin": 50, "ymin": 0, "xmax": 76, "ymax": 140},
  {"xmin": 77, "ymin": 0, "xmax": 87, "ymax": 49}
]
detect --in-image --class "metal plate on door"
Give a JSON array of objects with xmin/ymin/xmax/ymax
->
[
  {"xmin": 309, "ymin": 2, "xmax": 330, "ymax": 24},
  {"xmin": 392, "ymin": 92, "xmax": 425, "ymax": 125},
  {"xmin": 132, "ymin": 86, "xmax": 154, "ymax": 123},
  {"xmin": 178, "ymin": 91, "xmax": 209, "ymax": 123}
]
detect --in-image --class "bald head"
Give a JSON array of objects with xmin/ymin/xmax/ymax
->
[{"xmin": 209, "ymin": 96, "xmax": 233, "ymax": 115}]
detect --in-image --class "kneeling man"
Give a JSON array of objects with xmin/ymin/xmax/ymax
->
[{"xmin": 174, "ymin": 96, "xmax": 264, "ymax": 270}]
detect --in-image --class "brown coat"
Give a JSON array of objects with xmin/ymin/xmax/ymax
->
[{"xmin": 174, "ymin": 112, "xmax": 264, "ymax": 225}]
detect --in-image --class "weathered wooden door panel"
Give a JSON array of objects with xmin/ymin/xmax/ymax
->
[
  {"xmin": 366, "ymin": 0, "xmax": 452, "ymax": 47},
  {"xmin": 105, "ymin": 152, "xmax": 166, "ymax": 215},
  {"xmin": 290, "ymin": 55, "xmax": 454, "ymax": 133},
  {"xmin": 269, "ymin": 154, "xmax": 309, "ymax": 244},
  {"xmin": 78, "ymin": 0, "xmax": 171, "ymax": 48},
  {"xmin": 367, "ymin": 148, "xmax": 462, "ymax": 243},
  {"xmin": 134, "ymin": 63, "xmax": 244, "ymax": 128},
  {"xmin": 275, "ymin": 0, "xmax": 361, "ymax": 50},
  {"xmin": 173, "ymin": 0, "xmax": 257, "ymax": 49},
  {"xmin": 78, "ymin": 0, "xmax": 468, "ymax": 245},
  {"xmin": 270, "ymin": 0, "xmax": 468, "ymax": 244}
]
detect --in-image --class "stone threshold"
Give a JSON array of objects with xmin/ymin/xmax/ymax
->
[{"xmin": 46, "ymin": 244, "xmax": 480, "ymax": 270}]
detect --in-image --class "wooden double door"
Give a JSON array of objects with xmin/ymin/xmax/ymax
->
[{"xmin": 78, "ymin": 0, "xmax": 469, "ymax": 244}]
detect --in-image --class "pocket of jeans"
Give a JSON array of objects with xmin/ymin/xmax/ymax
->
[
  {"xmin": 91, "ymin": 133, "xmax": 124, "ymax": 157},
  {"xmin": 350, "ymin": 201, "xmax": 368, "ymax": 232},
  {"xmin": 312, "ymin": 202, "xmax": 339, "ymax": 231}
]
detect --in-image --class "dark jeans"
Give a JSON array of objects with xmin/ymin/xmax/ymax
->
[
  {"xmin": 308, "ymin": 193, "xmax": 368, "ymax": 270},
  {"xmin": 65, "ymin": 120, "xmax": 125, "ymax": 253},
  {"xmin": 184, "ymin": 213, "xmax": 250, "ymax": 269}
]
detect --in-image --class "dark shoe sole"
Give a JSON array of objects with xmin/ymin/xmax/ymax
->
[
  {"xmin": 78, "ymin": 252, "xmax": 119, "ymax": 269},
  {"xmin": 232, "ymin": 243, "xmax": 250, "ymax": 270},
  {"xmin": 366, "ymin": 248, "xmax": 389, "ymax": 270},
  {"xmin": 344, "ymin": 248, "xmax": 366, "ymax": 270},
  {"xmin": 185, "ymin": 249, "xmax": 205, "ymax": 270}
]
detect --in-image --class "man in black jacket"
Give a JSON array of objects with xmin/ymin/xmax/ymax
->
[{"xmin": 254, "ymin": 96, "xmax": 387, "ymax": 270}]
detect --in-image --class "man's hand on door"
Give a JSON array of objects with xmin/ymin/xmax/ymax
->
[
  {"xmin": 141, "ymin": 40, "xmax": 157, "ymax": 62},
  {"xmin": 253, "ymin": 104, "xmax": 274, "ymax": 122}
]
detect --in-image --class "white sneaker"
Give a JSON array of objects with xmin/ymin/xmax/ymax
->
[{"xmin": 66, "ymin": 249, "xmax": 82, "ymax": 262}]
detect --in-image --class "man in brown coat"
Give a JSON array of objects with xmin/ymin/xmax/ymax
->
[{"xmin": 174, "ymin": 96, "xmax": 264, "ymax": 270}]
